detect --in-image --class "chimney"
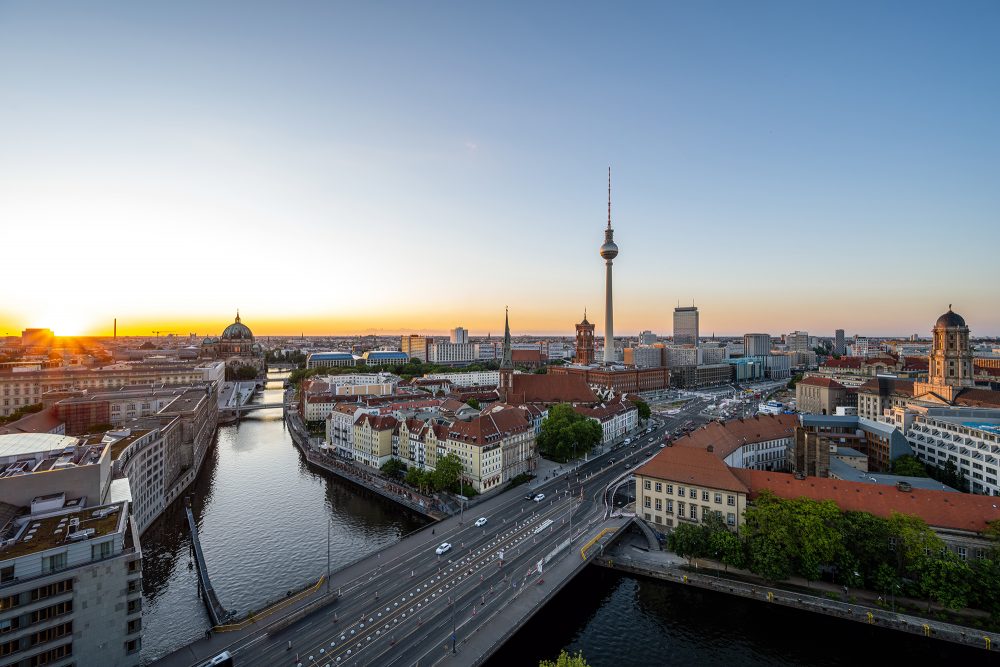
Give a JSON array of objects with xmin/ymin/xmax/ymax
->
[{"xmin": 706, "ymin": 445, "xmax": 714, "ymax": 453}]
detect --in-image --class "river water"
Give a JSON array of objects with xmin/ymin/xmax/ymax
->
[
  {"xmin": 486, "ymin": 566, "xmax": 990, "ymax": 667},
  {"xmin": 140, "ymin": 372, "xmax": 429, "ymax": 662}
]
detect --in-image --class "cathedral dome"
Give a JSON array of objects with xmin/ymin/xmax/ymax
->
[
  {"xmin": 221, "ymin": 312, "xmax": 253, "ymax": 340},
  {"xmin": 935, "ymin": 307, "xmax": 966, "ymax": 329}
]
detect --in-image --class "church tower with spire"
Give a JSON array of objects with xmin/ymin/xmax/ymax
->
[
  {"xmin": 574, "ymin": 309, "xmax": 595, "ymax": 365},
  {"xmin": 498, "ymin": 308, "xmax": 514, "ymax": 401}
]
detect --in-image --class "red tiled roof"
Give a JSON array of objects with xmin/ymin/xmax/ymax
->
[
  {"xmin": 673, "ymin": 414, "xmax": 799, "ymax": 460},
  {"xmin": 356, "ymin": 414, "xmax": 397, "ymax": 431},
  {"xmin": 573, "ymin": 398, "xmax": 636, "ymax": 422},
  {"xmin": 0, "ymin": 407, "xmax": 64, "ymax": 435},
  {"xmin": 636, "ymin": 446, "xmax": 749, "ymax": 494},
  {"xmin": 446, "ymin": 406, "xmax": 531, "ymax": 446},
  {"xmin": 857, "ymin": 377, "xmax": 916, "ymax": 397},
  {"xmin": 511, "ymin": 349, "xmax": 543, "ymax": 364},
  {"xmin": 507, "ymin": 374, "xmax": 597, "ymax": 405},
  {"xmin": 821, "ymin": 358, "xmax": 862, "ymax": 369},
  {"xmin": 732, "ymin": 469, "xmax": 1000, "ymax": 534},
  {"xmin": 798, "ymin": 377, "xmax": 846, "ymax": 390}
]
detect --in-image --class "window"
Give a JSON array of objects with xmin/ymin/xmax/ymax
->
[
  {"xmin": 41, "ymin": 553, "xmax": 67, "ymax": 575},
  {"xmin": 677, "ymin": 486, "xmax": 684, "ymax": 496},
  {"xmin": 689, "ymin": 488, "xmax": 696, "ymax": 499},
  {"xmin": 655, "ymin": 499, "xmax": 662, "ymax": 511},
  {"xmin": 125, "ymin": 638, "xmax": 141, "ymax": 654},
  {"xmin": 91, "ymin": 541, "xmax": 112, "ymax": 560},
  {"xmin": 678, "ymin": 501, "xmax": 685, "ymax": 516},
  {"xmin": 957, "ymin": 546, "xmax": 967, "ymax": 561},
  {"xmin": 643, "ymin": 480, "xmax": 651, "ymax": 490},
  {"xmin": 30, "ymin": 580, "xmax": 72, "ymax": 602},
  {"xmin": 666, "ymin": 500, "xmax": 673, "ymax": 513},
  {"xmin": 727, "ymin": 513, "xmax": 736, "ymax": 526},
  {"xmin": 727, "ymin": 495, "xmax": 736, "ymax": 506},
  {"xmin": 0, "ymin": 566, "xmax": 13, "ymax": 583},
  {"xmin": 714, "ymin": 493, "xmax": 723, "ymax": 504},
  {"xmin": 644, "ymin": 497, "xmax": 651, "ymax": 508},
  {"xmin": 655, "ymin": 482, "xmax": 662, "ymax": 492},
  {"xmin": 127, "ymin": 618, "xmax": 141, "ymax": 634},
  {"xmin": 665, "ymin": 484, "xmax": 673, "ymax": 494},
  {"xmin": 689, "ymin": 505, "xmax": 697, "ymax": 519}
]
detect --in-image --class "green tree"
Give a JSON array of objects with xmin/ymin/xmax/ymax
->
[
  {"xmin": 630, "ymin": 398, "xmax": 651, "ymax": 421},
  {"xmin": 747, "ymin": 535, "xmax": 793, "ymax": 582},
  {"xmin": 969, "ymin": 557, "xmax": 1000, "ymax": 619},
  {"xmin": 537, "ymin": 404, "xmax": 603, "ymax": 461},
  {"xmin": 405, "ymin": 467, "xmax": 425, "ymax": 490},
  {"xmin": 709, "ymin": 526, "xmax": 745, "ymax": 572},
  {"xmin": 433, "ymin": 454, "xmax": 464, "ymax": 493},
  {"xmin": 891, "ymin": 455, "xmax": 928, "ymax": 478},
  {"xmin": 380, "ymin": 459, "xmax": 407, "ymax": 480},
  {"xmin": 915, "ymin": 552, "xmax": 973, "ymax": 611},
  {"xmin": 887, "ymin": 512, "xmax": 944, "ymax": 576},
  {"xmin": 466, "ymin": 398, "xmax": 480, "ymax": 410},
  {"xmin": 787, "ymin": 498, "xmax": 844, "ymax": 583},
  {"xmin": 668, "ymin": 523, "xmax": 707, "ymax": 564},
  {"xmin": 540, "ymin": 650, "xmax": 591, "ymax": 667},
  {"xmin": 841, "ymin": 511, "xmax": 891, "ymax": 587}
]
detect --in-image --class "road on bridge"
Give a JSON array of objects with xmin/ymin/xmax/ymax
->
[{"xmin": 172, "ymin": 399, "xmax": 708, "ymax": 667}]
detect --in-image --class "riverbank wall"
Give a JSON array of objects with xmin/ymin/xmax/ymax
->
[{"xmin": 597, "ymin": 558, "xmax": 996, "ymax": 653}]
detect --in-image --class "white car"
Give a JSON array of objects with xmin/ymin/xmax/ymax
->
[
  {"xmin": 623, "ymin": 438, "xmax": 632, "ymax": 445},
  {"xmin": 435, "ymin": 542, "xmax": 452, "ymax": 555},
  {"xmin": 533, "ymin": 493, "xmax": 545, "ymax": 502},
  {"xmin": 474, "ymin": 517, "xmax": 488, "ymax": 527}
]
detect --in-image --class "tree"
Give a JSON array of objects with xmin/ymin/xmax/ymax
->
[
  {"xmin": 405, "ymin": 467, "xmax": 431, "ymax": 493},
  {"xmin": 433, "ymin": 454, "xmax": 464, "ymax": 493},
  {"xmin": 969, "ymin": 557, "xmax": 1000, "ymax": 619},
  {"xmin": 841, "ymin": 511, "xmax": 891, "ymax": 587},
  {"xmin": 540, "ymin": 651, "xmax": 591, "ymax": 667},
  {"xmin": 709, "ymin": 526, "xmax": 745, "ymax": 572},
  {"xmin": 466, "ymin": 398, "xmax": 480, "ymax": 410},
  {"xmin": 887, "ymin": 512, "xmax": 944, "ymax": 576},
  {"xmin": 380, "ymin": 459, "xmax": 407, "ymax": 480},
  {"xmin": 891, "ymin": 455, "xmax": 928, "ymax": 478},
  {"xmin": 630, "ymin": 398, "xmax": 651, "ymax": 421},
  {"xmin": 668, "ymin": 523, "xmax": 707, "ymax": 564},
  {"xmin": 747, "ymin": 535, "xmax": 793, "ymax": 582},
  {"xmin": 915, "ymin": 552, "xmax": 973, "ymax": 611},
  {"xmin": 787, "ymin": 373, "xmax": 804, "ymax": 389},
  {"xmin": 537, "ymin": 404, "xmax": 603, "ymax": 461}
]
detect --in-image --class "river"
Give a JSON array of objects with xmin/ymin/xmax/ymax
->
[
  {"xmin": 139, "ymin": 371, "xmax": 429, "ymax": 662},
  {"xmin": 485, "ymin": 566, "xmax": 991, "ymax": 666}
]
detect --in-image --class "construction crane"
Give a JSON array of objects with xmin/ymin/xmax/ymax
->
[{"xmin": 152, "ymin": 330, "xmax": 177, "ymax": 338}]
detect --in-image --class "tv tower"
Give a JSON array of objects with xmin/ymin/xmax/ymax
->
[{"xmin": 600, "ymin": 167, "xmax": 619, "ymax": 364}]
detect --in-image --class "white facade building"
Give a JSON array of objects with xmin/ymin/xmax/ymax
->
[
  {"xmin": 900, "ymin": 407, "xmax": 1000, "ymax": 496},
  {"xmin": 427, "ymin": 342, "xmax": 477, "ymax": 365}
]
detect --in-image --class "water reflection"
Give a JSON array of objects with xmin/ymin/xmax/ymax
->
[{"xmin": 140, "ymin": 373, "xmax": 427, "ymax": 662}]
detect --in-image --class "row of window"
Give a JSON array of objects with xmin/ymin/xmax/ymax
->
[{"xmin": 642, "ymin": 480, "xmax": 736, "ymax": 506}]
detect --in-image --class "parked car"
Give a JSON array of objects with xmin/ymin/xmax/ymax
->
[
  {"xmin": 435, "ymin": 542, "xmax": 452, "ymax": 555},
  {"xmin": 533, "ymin": 493, "xmax": 545, "ymax": 502},
  {"xmin": 474, "ymin": 517, "xmax": 487, "ymax": 527}
]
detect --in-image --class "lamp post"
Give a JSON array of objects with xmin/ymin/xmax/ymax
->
[
  {"xmin": 451, "ymin": 597, "xmax": 457, "ymax": 654},
  {"xmin": 326, "ymin": 519, "xmax": 331, "ymax": 592}
]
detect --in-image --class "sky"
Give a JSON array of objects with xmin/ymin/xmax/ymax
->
[{"xmin": 1, "ymin": 1, "xmax": 998, "ymax": 339}]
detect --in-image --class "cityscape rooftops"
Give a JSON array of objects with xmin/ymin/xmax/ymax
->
[
  {"xmin": 828, "ymin": 457, "xmax": 958, "ymax": 493},
  {"xmin": 0, "ymin": 433, "xmax": 81, "ymax": 460},
  {"xmin": 797, "ymin": 376, "xmax": 846, "ymax": 390}
]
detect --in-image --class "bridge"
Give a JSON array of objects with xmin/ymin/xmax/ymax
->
[
  {"xmin": 152, "ymin": 400, "xmax": 709, "ymax": 667},
  {"xmin": 222, "ymin": 402, "xmax": 286, "ymax": 414},
  {"xmin": 185, "ymin": 498, "xmax": 231, "ymax": 627}
]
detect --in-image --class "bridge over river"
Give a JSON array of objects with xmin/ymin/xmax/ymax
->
[{"xmin": 152, "ymin": 402, "xmax": 708, "ymax": 667}]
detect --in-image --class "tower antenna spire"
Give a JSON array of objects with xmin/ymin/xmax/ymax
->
[{"xmin": 607, "ymin": 166, "xmax": 612, "ymax": 229}]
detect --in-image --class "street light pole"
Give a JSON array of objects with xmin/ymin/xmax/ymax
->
[
  {"xmin": 326, "ymin": 519, "xmax": 331, "ymax": 592},
  {"xmin": 451, "ymin": 598, "xmax": 456, "ymax": 654}
]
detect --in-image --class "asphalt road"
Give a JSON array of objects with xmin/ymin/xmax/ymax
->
[{"xmin": 228, "ymin": 399, "xmax": 707, "ymax": 667}]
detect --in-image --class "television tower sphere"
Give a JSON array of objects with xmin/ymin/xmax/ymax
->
[{"xmin": 600, "ymin": 236, "xmax": 619, "ymax": 260}]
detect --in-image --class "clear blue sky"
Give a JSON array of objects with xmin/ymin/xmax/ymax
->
[{"xmin": 1, "ymin": 1, "xmax": 998, "ymax": 337}]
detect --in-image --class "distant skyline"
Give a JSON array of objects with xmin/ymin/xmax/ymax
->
[{"xmin": 2, "ymin": 2, "xmax": 998, "ymax": 337}]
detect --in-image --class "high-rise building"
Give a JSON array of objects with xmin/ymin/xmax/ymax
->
[
  {"xmin": 574, "ymin": 311, "xmax": 596, "ymax": 365},
  {"xmin": 400, "ymin": 335, "xmax": 434, "ymax": 362},
  {"xmin": 449, "ymin": 327, "xmax": 469, "ymax": 345},
  {"xmin": 600, "ymin": 168, "xmax": 619, "ymax": 364},
  {"xmin": 834, "ymin": 329, "xmax": 846, "ymax": 355},
  {"xmin": 0, "ymin": 433, "xmax": 144, "ymax": 665},
  {"xmin": 787, "ymin": 331, "xmax": 810, "ymax": 353},
  {"xmin": 743, "ymin": 333, "xmax": 771, "ymax": 358},
  {"xmin": 639, "ymin": 330, "xmax": 657, "ymax": 346},
  {"xmin": 673, "ymin": 306, "xmax": 699, "ymax": 346}
]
